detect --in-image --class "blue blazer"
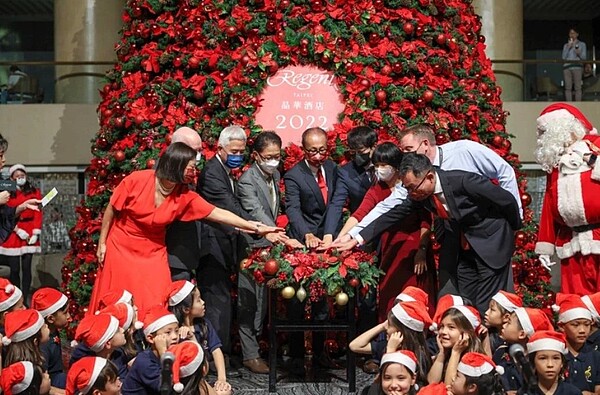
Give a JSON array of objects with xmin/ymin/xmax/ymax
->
[{"xmin": 284, "ymin": 159, "xmax": 338, "ymax": 243}]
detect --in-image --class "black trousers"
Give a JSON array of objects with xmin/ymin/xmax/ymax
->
[
  {"xmin": 0, "ymin": 254, "xmax": 33, "ymax": 302},
  {"xmin": 197, "ymin": 256, "xmax": 234, "ymax": 354}
]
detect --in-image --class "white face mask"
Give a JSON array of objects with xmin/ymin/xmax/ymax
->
[
  {"xmin": 195, "ymin": 152, "xmax": 202, "ymax": 163},
  {"xmin": 259, "ymin": 159, "xmax": 280, "ymax": 174},
  {"xmin": 376, "ymin": 166, "xmax": 395, "ymax": 182},
  {"xmin": 16, "ymin": 177, "xmax": 26, "ymax": 186}
]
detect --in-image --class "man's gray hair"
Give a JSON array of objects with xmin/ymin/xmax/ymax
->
[{"xmin": 218, "ymin": 125, "xmax": 247, "ymax": 147}]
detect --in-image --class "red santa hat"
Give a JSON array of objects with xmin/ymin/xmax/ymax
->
[
  {"xmin": 2, "ymin": 309, "xmax": 44, "ymax": 345},
  {"xmin": 66, "ymin": 357, "xmax": 108, "ymax": 395},
  {"xmin": 514, "ymin": 307, "xmax": 554, "ymax": 337},
  {"xmin": 582, "ymin": 292, "xmax": 600, "ymax": 323},
  {"xmin": 527, "ymin": 330, "xmax": 568, "ymax": 354},
  {"xmin": 537, "ymin": 103, "xmax": 597, "ymax": 135},
  {"xmin": 168, "ymin": 280, "xmax": 195, "ymax": 307},
  {"xmin": 380, "ymin": 350, "xmax": 417, "ymax": 374},
  {"xmin": 417, "ymin": 383, "xmax": 447, "ymax": 395},
  {"xmin": 553, "ymin": 293, "xmax": 593, "ymax": 323},
  {"xmin": 491, "ymin": 290, "xmax": 523, "ymax": 313},
  {"xmin": 0, "ymin": 278, "xmax": 22, "ymax": 313},
  {"xmin": 97, "ymin": 302, "xmax": 142, "ymax": 332},
  {"xmin": 453, "ymin": 305, "xmax": 481, "ymax": 331},
  {"xmin": 31, "ymin": 287, "xmax": 68, "ymax": 318},
  {"xmin": 431, "ymin": 294, "xmax": 464, "ymax": 331},
  {"xmin": 391, "ymin": 301, "xmax": 432, "ymax": 332},
  {"xmin": 8, "ymin": 164, "xmax": 26, "ymax": 177},
  {"xmin": 169, "ymin": 341, "xmax": 205, "ymax": 393},
  {"xmin": 394, "ymin": 286, "xmax": 429, "ymax": 309},
  {"xmin": 0, "ymin": 361, "xmax": 35, "ymax": 395},
  {"xmin": 458, "ymin": 352, "xmax": 504, "ymax": 377},
  {"xmin": 143, "ymin": 305, "xmax": 178, "ymax": 336},
  {"xmin": 74, "ymin": 313, "xmax": 119, "ymax": 352},
  {"xmin": 98, "ymin": 289, "xmax": 133, "ymax": 310}
]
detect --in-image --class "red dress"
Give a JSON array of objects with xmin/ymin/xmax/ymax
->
[
  {"xmin": 353, "ymin": 182, "xmax": 437, "ymax": 319},
  {"xmin": 0, "ymin": 188, "xmax": 42, "ymax": 255},
  {"xmin": 88, "ymin": 170, "xmax": 215, "ymax": 316}
]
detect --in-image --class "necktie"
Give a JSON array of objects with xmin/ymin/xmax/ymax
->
[
  {"xmin": 431, "ymin": 194, "xmax": 449, "ymax": 219},
  {"xmin": 317, "ymin": 168, "xmax": 328, "ymax": 204},
  {"xmin": 268, "ymin": 178, "xmax": 277, "ymax": 215}
]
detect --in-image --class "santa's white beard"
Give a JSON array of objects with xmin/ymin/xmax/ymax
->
[
  {"xmin": 535, "ymin": 135, "xmax": 565, "ymax": 173},
  {"xmin": 535, "ymin": 118, "xmax": 587, "ymax": 173}
]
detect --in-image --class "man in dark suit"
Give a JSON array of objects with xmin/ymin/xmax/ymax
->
[
  {"xmin": 284, "ymin": 127, "xmax": 338, "ymax": 247},
  {"xmin": 165, "ymin": 126, "xmax": 204, "ymax": 281},
  {"xmin": 395, "ymin": 153, "xmax": 521, "ymax": 315},
  {"xmin": 196, "ymin": 125, "xmax": 253, "ymax": 355},
  {"xmin": 322, "ymin": 126, "xmax": 377, "ymax": 247}
]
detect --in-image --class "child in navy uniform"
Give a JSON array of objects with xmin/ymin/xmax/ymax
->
[
  {"xmin": 484, "ymin": 290, "xmax": 522, "ymax": 358},
  {"xmin": 373, "ymin": 351, "xmax": 419, "ymax": 395},
  {"xmin": 69, "ymin": 313, "xmax": 127, "ymax": 371},
  {"xmin": 0, "ymin": 361, "xmax": 51, "ymax": 395},
  {"xmin": 554, "ymin": 293, "xmax": 600, "ymax": 394},
  {"xmin": 499, "ymin": 307, "xmax": 554, "ymax": 393},
  {"xmin": 169, "ymin": 341, "xmax": 224, "ymax": 395},
  {"xmin": 447, "ymin": 352, "xmax": 505, "ymax": 395},
  {"xmin": 31, "ymin": 287, "xmax": 70, "ymax": 390},
  {"xmin": 582, "ymin": 292, "xmax": 600, "ymax": 351},
  {"xmin": 122, "ymin": 305, "xmax": 179, "ymax": 395},
  {"xmin": 3, "ymin": 309, "xmax": 50, "ymax": 367},
  {"xmin": 67, "ymin": 356, "xmax": 122, "ymax": 395},
  {"xmin": 522, "ymin": 330, "xmax": 581, "ymax": 395},
  {"xmin": 425, "ymin": 295, "xmax": 467, "ymax": 357},
  {"xmin": 167, "ymin": 280, "xmax": 230, "ymax": 394}
]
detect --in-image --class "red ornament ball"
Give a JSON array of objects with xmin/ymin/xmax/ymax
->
[
  {"xmin": 436, "ymin": 34, "xmax": 447, "ymax": 46},
  {"xmin": 521, "ymin": 192, "xmax": 532, "ymax": 207},
  {"xmin": 349, "ymin": 278, "xmax": 360, "ymax": 288},
  {"xmin": 113, "ymin": 151, "xmax": 126, "ymax": 162},
  {"xmin": 225, "ymin": 25, "xmax": 238, "ymax": 37},
  {"xmin": 403, "ymin": 22, "xmax": 415, "ymax": 35},
  {"xmin": 375, "ymin": 90, "xmax": 387, "ymax": 103},
  {"xmin": 492, "ymin": 135, "xmax": 504, "ymax": 148},
  {"xmin": 146, "ymin": 159, "xmax": 156, "ymax": 169},
  {"xmin": 263, "ymin": 259, "xmax": 279, "ymax": 276},
  {"xmin": 381, "ymin": 65, "xmax": 392, "ymax": 75},
  {"xmin": 422, "ymin": 90, "xmax": 434, "ymax": 103},
  {"xmin": 360, "ymin": 78, "xmax": 371, "ymax": 88},
  {"xmin": 515, "ymin": 231, "xmax": 527, "ymax": 246}
]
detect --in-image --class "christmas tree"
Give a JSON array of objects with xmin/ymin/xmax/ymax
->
[{"xmin": 63, "ymin": 0, "xmax": 551, "ymax": 326}]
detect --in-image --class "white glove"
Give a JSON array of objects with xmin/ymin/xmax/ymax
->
[
  {"xmin": 15, "ymin": 228, "xmax": 29, "ymax": 241},
  {"xmin": 28, "ymin": 235, "xmax": 38, "ymax": 245},
  {"xmin": 539, "ymin": 255, "xmax": 556, "ymax": 271}
]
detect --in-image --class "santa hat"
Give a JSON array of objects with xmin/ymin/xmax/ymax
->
[
  {"xmin": 74, "ymin": 313, "xmax": 119, "ymax": 352},
  {"xmin": 97, "ymin": 302, "xmax": 142, "ymax": 332},
  {"xmin": 0, "ymin": 278, "xmax": 22, "ymax": 312},
  {"xmin": 491, "ymin": 290, "xmax": 523, "ymax": 313},
  {"xmin": 537, "ymin": 103, "xmax": 597, "ymax": 135},
  {"xmin": 168, "ymin": 280, "xmax": 195, "ymax": 307},
  {"xmin": 2, "ymin": 309, "xmax": 44, "ymax": 345},
  {"xmin": 527, "ymin": 330, "xmax": 568, "ymax": 354},
  {"xmin": 458, "ymin": 352, "xmax": 504, "ymax": 377},
  {"xmin": 391, "ymin": 301, "xmax": 432, "ymax": 332},
  {"xmin": 98, "ymin": 289, "xmax": 133, "ymax": 310},
  {"xmin": 380, "ymin": 350, "xmax": 417, "ymax": 374},
  {"xmin": 66, "ymin": 357, "xmax": 108, "ymax": 395},
  {"xmin": 431, "ymin": 294, "xmax": 464, "ymax": 331},
  {"xmin": 514, "ymin": 307, "xmax": 554, "ymax": 337},
  {"xmin": 0, "ymin": 361, "xmax": 35, "ymax": 395},
  {"xmin": 31, "ymin": 287, "xmax": 68, "ymax": 318},
  {"xmin": 453, "ymin": 305, "xmax": 481, "ymax": 331},
  {"xmin": 169, "ymin": 341, "xmax": 205, "ymax": 393},
  {"xmin": 552, "ymin": 293, "xmax": 593, "ymax": 323},
  {"xmin": 582, "ymin": 292, "xmax": 600, "ymax": 323},
  {"xmin": 143, "ymin": 305, "xmax": 178, "ymax": 336},
  {"xmin": 417, "ymin": 383, "xmax": 447, "ymax": 395},
  {"xmin": 8, "ymin": 164, "xmax": 26, "ymax": 177},
  {"xmin": 395, "ymin": 286, "xmax": 429, "ymax": 309}
]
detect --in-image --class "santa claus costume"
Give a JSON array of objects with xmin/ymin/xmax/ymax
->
[
  {"xmin": 535, "ymin": 104, "xmax": 600, "ymax": 294},
  {"xmin": 0, "ymin": 164, "xmax": 42, "ymax": 302}
]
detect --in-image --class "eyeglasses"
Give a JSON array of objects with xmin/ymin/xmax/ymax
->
[
  {"xmin": 257, "ymin": 152, "xmax": 281, "ymax": 161},
  {"xmin": 303, "ymin": 147, "xmax": 328, "ymax": 156},
  {"xmin": 401, "ymin": 140, "xmax": 424, "ymax": 154},
  {"xmin": 405, "ymin": 171, "xmax": 431, "ymax": 194}
]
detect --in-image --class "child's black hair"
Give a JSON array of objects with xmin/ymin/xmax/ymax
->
[{"xmin": 88, "ymin": 361, "xmax": 120, "ymax": 393}]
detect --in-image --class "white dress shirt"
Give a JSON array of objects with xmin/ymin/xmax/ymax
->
[{"xmin": 349, "ymin": 140, "xmax": 522, "ymax": 242}]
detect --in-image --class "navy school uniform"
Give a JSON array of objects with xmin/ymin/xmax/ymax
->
[
  {"xmin": 69, "ymin": 343, "xmax": 95, "ymax": 366},
  {"xmin": 41, "ymin": 332, "xmax": 66, "ymax": 388},
  {"xmin": 69, "ymin": 342, "xmax": 128, "ymax": 380},
  {"xmin": 494, "ymin": 342, "xmax": 524, "ymax": 391},
  {"xmin": 586, "ymin": 328, "xmax": 600, "ymax": 352},
  {"xmin": 517, "ymin": 380, "xmax": 583, "ymax": 395},
  {"xmin": 122, "ymin": 349, "xmax": 160, "ymax": 395},
  {"xmin": 369, "ymin": 332, "xmax": 387, "ymax": 362},
  {"xmin": 194, "ymin": 318, "xmax": 222, "ymax": 357},
  {"xmin": 426, "ymin": 335, "xmax": 439, "ymax": 357},
  {"xmin": 565, "ymin": 344, "xmax": 600, "ymax": 393}
]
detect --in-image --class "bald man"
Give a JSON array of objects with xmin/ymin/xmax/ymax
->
[{"xmin": 166, "ymin": 127, "xmax": 204, "ymax": 280}]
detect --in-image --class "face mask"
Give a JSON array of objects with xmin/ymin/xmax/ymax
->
[
  {"xmin": 225, "ymin": 154, "xmax": 244, "ymax": 169},
  {"xmin": 354, "ymin": 152, "xmax": 371, "ymax": 168},
  {"xmin": 196, "ymin": 152, "xmax": 202, "ymax": 162},
  {"xmin": 376, "ymin": 166, "xmax": 395, "ymax": 182},
  {"xmin": 16, "ymin": 177, "xmax": 26, "ymax": 187},
  {"xmin": 259, "ymin": 159, "xmax": 279, "ymax": 174}
]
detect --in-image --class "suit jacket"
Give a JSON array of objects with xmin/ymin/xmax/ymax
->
[
  {"xmin": 361, "ymin": 169, "xmax": 522, "ymax": 269},
  {"xmin": 284, "ymin": 159, "xmax": 338, "ymax": 242},
  {"xmin": 323, "ymin": 161, "xmax": 372, "ymax": 236},
  {"xmin": 166, "ymin": 220, "xmax": 203, "ymax": 272},
  {"xmin": 237, "ymin": 163, "xmax": 281, "ymax": 248},
  {"xmin": 197, "ymin": 156, "xmax": 252, "ymax": 270}
]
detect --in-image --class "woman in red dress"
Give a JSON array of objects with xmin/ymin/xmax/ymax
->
[
  {"xmin": 0, "ymin": 164, "xmax": 42, "ymax": 302},
  {"xmin": 91, "ymin": 142, "xmax": 282, "ymax": 315},
  {"xmin": 337, "ymin": 143, "xmax": 437, "ymax": 319}
]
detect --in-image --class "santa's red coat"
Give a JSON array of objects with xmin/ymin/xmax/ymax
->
[{"xmin": 0, "ymin": 188, "xmax": 42, "ymax": 256}]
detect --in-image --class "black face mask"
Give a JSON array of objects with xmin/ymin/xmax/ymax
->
[{"xmin": 354, "ymin": 152, "xmax": 371, "ymax": 167}]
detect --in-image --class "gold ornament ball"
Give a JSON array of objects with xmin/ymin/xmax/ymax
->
[
  {"xmin": 335, "ymin": 291, "xmax": 349, "ymax": 306},
  {"xmin": 281, "ymin": 286, "xmax": 296, "ymax": 299}
]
